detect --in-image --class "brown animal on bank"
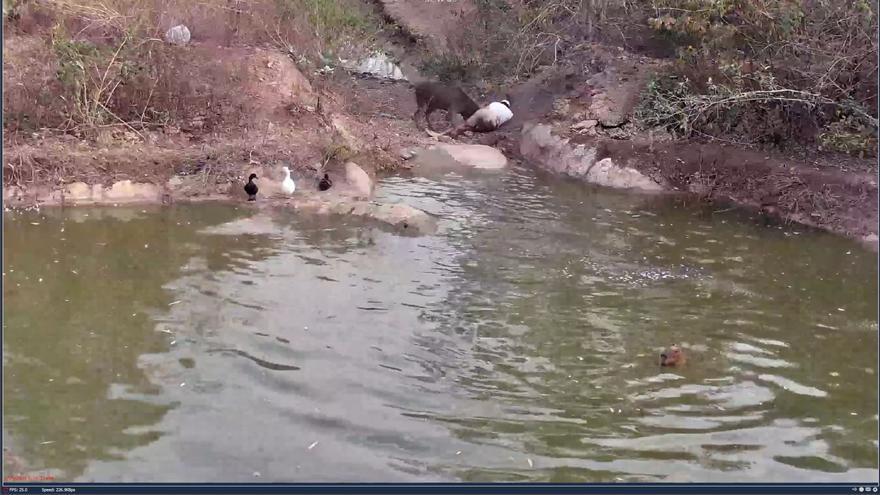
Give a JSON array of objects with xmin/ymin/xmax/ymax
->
[
  {"xmin": 659, "ymin": 345, "xmax": 686, "ymax": 367},
  {"xmin": 412, "ymin": 81, "xmax": 480, "ymax": 131}
]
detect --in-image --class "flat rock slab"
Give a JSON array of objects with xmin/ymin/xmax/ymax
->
[
  {"xmin": 368, "ymin": 203, "xmax": 437, "ymax": 234},
  {"xmin": 415, "ymin": 144, "xmax": 508, "ymax": 170},
  {"xmin": 269, "ymin": 193, "xmax": 437, "ymax": 236}
]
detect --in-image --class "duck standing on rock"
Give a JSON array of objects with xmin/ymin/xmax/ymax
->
[
  {"xmin": 244, "ymin": 173, "xmax": 259, "ymax": 201},
  {"xmin": 318, "ymin": 173, "xmax": 333, "ymax": 191},
  {"xmin": 281, "ymin": 166, "xmax": 296, "ymax": 195}
]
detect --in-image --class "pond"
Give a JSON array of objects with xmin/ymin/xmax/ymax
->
[{"xmin": 3, "ymin": 162, "xmax": 878, "ymax": 482}]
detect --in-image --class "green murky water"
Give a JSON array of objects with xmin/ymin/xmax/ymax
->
[{"xmin": 3, "ymin": 163, "xmax": 878, "ymax": 482}]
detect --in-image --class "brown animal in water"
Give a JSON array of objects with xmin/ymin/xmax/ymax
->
[
  {"xmin": 759, "ymin": 199, "xmax": 780, "ymax": 225},
  {"xmin": 412, "ymin": 81, "xmax": 480, "ymax": 131},
  {"xmin": 659, "ymin": 345, "xmax": 686, "ymax": 367}
]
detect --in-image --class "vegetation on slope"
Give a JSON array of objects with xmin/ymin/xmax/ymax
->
[
  {"xmin": 3, "ymin": 0, "xmax": 387, "ymax": 137},
  {"xmin": 636, "ymin": 0, "xmax": 878, "ymax": 157},
  {"xmin": 416, "ymin": 0, "xmax": 877, "ymax": 157},
  {"xmin": 3, "ymin": 0, "xmax": 877, "ymax": 159}
]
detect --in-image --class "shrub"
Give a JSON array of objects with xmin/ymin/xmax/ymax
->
[{"xmin": 636, "ymin": 0, "xmax": 878, "ymax": 156}]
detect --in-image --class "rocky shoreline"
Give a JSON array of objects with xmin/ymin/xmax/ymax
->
[
  {"xmin": 2, "ymin": 158, "xmax": 435, "ymax": 234},
  {"xmin": 518, "ymin": 122, "xmax": 878, "ymax": 252},
  {"xmin": 1, "ymin": 142, "xmax": 515, "ymax": 236},
  {"xmin": 5, "ymin": 117, "xmax": 878, "ymax": 251}
]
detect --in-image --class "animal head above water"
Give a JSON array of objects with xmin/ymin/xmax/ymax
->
[
  {"xmin": 248, "ymin": 173, "xmax": 258, "ymax": 181},
  {"xmin": 659, "ymin": 344, "xmax": 686, "ymax": 367}
]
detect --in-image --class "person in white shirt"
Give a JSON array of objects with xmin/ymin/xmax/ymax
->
[{"xmin": 446, "ymin": 96, "xmax": 513, "ymax": 137}]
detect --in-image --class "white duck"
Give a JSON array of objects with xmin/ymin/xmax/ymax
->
[{"xmin": 281, "ymin": 166, "xmax": 296, "ymax": 195}]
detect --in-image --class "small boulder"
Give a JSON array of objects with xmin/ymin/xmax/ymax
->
[{"xmin": 344, "ymin": 162, "xmax": 373, "ymax": 199}]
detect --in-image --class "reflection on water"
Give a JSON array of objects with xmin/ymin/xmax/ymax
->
[{"xmin": 3, "ymin": 163, "xmax": 878, "ymax": 482}]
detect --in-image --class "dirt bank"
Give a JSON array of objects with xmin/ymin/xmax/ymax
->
[
  {"xmin": 1, "ymin": 28, "xmax": 440, "ymax": 205},
  {"xmin": 1, "ymin": 26, "xmax": 454, "ymax": 236},
  {"xmin": 1, "ymin": 10, "xmax": 444, "ymax": 202}
]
